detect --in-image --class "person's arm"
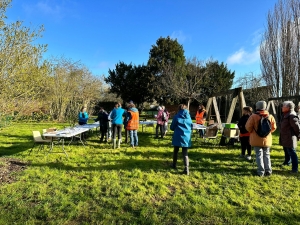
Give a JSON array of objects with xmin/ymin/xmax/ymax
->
[
  {"xmin": 271, "ymin": 115, "xmax": 277, "ymax": 133},
  {"xmin": 290, "ymin": 115, "xmax": 299, "ymax": 136},
  {"xmin": 170, "ymin": 116, "xmax": 177, "ymax": 131},
  {"xmin": 245, "ymin": 115, "xmax": 254, "ymax": 133}
]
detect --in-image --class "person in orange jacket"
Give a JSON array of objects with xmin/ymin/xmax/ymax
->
[
  {"xmin": 126, "ymin": 103, "xmax": 139, "ymax": 148},
  {"xmin": 195, "ymin": 104, "xmax": 207, "ymax": 137},
  {"xmin": 237, "ymin": 106, "xmax": 253, "ymax": 160},
  {"xmin": 245, "ymin": 101, "xmax": 277, "ymax": 177}
]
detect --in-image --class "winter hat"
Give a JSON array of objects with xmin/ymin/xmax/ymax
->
[
  {"xmin": 282, "ymin": 101, "xmax": 295, "ymax": 111},
  {"xmin": 256, "ymin": 101, "xmax": 267, "ymax": 110}
]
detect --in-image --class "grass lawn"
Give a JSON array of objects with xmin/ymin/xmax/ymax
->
[{"xmin": 0, "ymin": 122, "xmax": 300, "ymax": 224}]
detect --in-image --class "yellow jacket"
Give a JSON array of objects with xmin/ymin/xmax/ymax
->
[{"xmin": 245, "ymin": 110, "xmax": 277, "ymax": 147}]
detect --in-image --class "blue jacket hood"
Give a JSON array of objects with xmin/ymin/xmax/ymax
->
[
  {"xmin": 177, "ymin": 109, "xmax": 189, "ymax": 119},
  {"xmin": 129, "ymin": 107, "xmax": 138, "ymax": 112}
]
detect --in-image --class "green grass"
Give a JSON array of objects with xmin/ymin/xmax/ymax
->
[{"xmin": 0, "ymin": 122, "xmax": 300, "ymax": 224}]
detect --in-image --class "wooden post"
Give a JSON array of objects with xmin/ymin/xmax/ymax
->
[
  {"xmin": 212, "ymin": 97, "xmax": 222, "ymax": 127},
  {"xmin": 226, "ymin": 95, "xmax": 238, "ymax": 123}
]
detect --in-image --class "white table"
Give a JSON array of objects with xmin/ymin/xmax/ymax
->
[
  {"xmin": 43, "ymin": 122, "xmax": 100, "ymax": 157},
  {"xmin": 139, "ymin": 120, "xmax": 157, "ymax": 132}
]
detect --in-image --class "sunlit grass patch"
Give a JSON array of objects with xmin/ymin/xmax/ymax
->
[{"xmin": 0, "ymin": 122, "xmax": 299, "ymax": 224}]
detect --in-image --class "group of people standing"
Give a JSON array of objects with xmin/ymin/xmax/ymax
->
[
  {"xmin": 239, "ymin": 100, "xmax": 299, "ymax": 176},
  {"xmin": 78, "ymin": 100, "xmax": 300, "ymax": 176},
  {"xmin": 80, "ymin": 102, "xmax": 139, "ymax": 149}
]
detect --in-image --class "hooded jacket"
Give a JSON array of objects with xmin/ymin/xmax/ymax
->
[
  {"xmin": 170, "ymin": 109, "xmax": 193, "ymax": 147},
  {"xmin": 126, "ymin": 107, "xmax": 139, "ymax": 130},
  {"xmin": 245, "ymin": 110, "xmax": 277, "ymax": 147},
  {"xmin": 279, "ymin": 111, "xmax": 300, "ymax": 148}
]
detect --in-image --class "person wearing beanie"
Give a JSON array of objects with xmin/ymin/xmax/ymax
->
[
  {"xmin": 245, "ymin": 101, "xmax": 277, "ymax": 176},
  {"xmin": 280, "ymin": 101, "xmax": 300, "ymax": 173}
]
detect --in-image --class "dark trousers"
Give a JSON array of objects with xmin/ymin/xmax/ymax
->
[
  {"xmin": 112, "ymin": 124, "xmax": 122, "ymax": 139},
  {"xmin": 100, "ymin": 125, "xmax": 108, "ymax": 141},
  {"xmin": 240, "ymin": 136, "xmax": 251, "ymax": 155},
  {"xmin": 156, "ymin": 124, "xmax": 164, "ymax": 138},
  {"xmin": 172, "ymin": 146, "xmax": 189, "ymax": 168},
  {"xmin": 283, "ymin": 147, "xmax": 299, "ymax": 172}
]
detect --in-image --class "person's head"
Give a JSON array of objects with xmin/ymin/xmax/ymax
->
[
  {"xmin": 81, "ymin": 106, "xmax": 86, "ymax": 112},
  {"xmin": 242, "ymin": 106, "xmax": 253, "ymax": 115},
  {"xmin": 129, "ymin": 100, "xmax": 133, "ymax": 104},
  {"xmin": 282, "ymin": 101, "xmax": 295, "ymax": 113},
  {"xmin": 178, "ymin": 104, "xmax": 187, "ymax": 111},
  {"xmin": 198, "ymin": 104, "xmax": 205, "ymax": 111},
  {"xmin": 129, "ymin": 103, "xmax": 135, "ymax": 108},
  {"xmin": 114, "ymin": 102, "xmax": 121, "ymax": 108},
  {"xmin": 256, "ymin": 101, "xmax": 267, "ymax": 111},
  {"xmin": 99, "ymin": 107, "xmax": 104, "ymax": 112},
  {"xmin": 161, "ymin": 106, "xmax": 165, "ymax": 110},
  {"xmin": 157, "ymin": 106, "xmax": 162, "ymax": 111}
]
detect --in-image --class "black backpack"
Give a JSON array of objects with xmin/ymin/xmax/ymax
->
[{"xmin": 255, "ymin": 114, "xmax": 272, "ymax": 137}]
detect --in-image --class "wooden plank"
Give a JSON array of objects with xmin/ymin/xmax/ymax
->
[
  {"xmin": 206, "ymin": 97, "xmax": 213, "ymax": 120},
  {"xmin": 238, "ymin": 89, "xmax": 246, "ymax": 116},
  {"xmin": 226, "ymin": 95, "xmax": 238, "ymax": 123},
  {"xmin": 212, "ymin": 97, "xmax": 222, "ymax": 126}
]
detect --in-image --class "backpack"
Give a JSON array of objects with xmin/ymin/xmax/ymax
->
[
  {"xmin": 162, "ymin": 111, "xmax": 167, "ymax": 121},
  {"xmin": 254, "ymin": 114, "xmax": 272, "ymax": 137}
]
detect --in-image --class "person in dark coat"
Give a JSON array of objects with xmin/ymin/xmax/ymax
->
[
  {"xmin": 94, "ymin": 107, "xmax": 109, "ymax": 142},
  {"xmin": 280, "ymin": 101, "xmax": 300, "ymax": 173},
  {"xmin": 170, "ymin": 104, "xmax": 193, "ymax": 175},
  {"xmin": 237, "ymin": 106, "xmax": 253, "ymax": 160}
]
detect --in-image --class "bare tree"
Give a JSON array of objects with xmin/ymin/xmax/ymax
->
[
  {"xmin": 260, "ymin": 0, "xmax": 300, "ymax": 97},
  {"xmin": 161, "ymin": 57, "xmax": 207, "ymax": 109}
]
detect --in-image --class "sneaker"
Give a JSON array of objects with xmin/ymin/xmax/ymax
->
[{"xmin": 246, "ymin": 155, "xmax": 252, "ymax": 161}]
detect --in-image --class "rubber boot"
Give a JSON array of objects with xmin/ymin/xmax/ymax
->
[
  {"xmin": 118, "ymin": 139, "xmax": 122, "ymax": 148},
  {"xmin": 183, "ymin": 156, "xmax": 189, "ymax": 175},
  {"xmin": 112, "ymin": 139, "xmax": 116, "ymax": 149},
  {"xmin": 171, "ymin": 151, "xmax": 178, "ymax": 169}
]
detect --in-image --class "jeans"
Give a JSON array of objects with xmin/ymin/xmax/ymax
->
[
  {"xmin": 283, "ymin": 147, "xmax": 298, "ymax": 172},
  {"xmin": 254, "ymin": 146, "xmax": 272, "ymax": 176},
  {"xmin": 129, "ymin": 130, "xmax": 138, "ymax": 146},
  {"xmin": 112, "ymin": 124, "xmax": 122, "ymax": 139}
]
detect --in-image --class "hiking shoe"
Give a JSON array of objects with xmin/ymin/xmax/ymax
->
[
  {"xmin": 265, "ymin": 171, "xmax": 272, "ymax": 176},
  {"xmin": 170, "ymin": 164, "xmax": 177, "ymax": 169},
  {"xmin": 246, "ymin": 155, "xmax": 252, "ymax": 161}
]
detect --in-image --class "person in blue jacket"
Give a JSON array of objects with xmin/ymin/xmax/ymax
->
[
  {"xmin": 78, "ymin": 106, "xmax": 89, "ymax": 125},
  {"xmin": 110, "ymin": 102, "xmax": 125, "ymax": 149},
  {"xmin": 170, "ymin": 104, "xmax": 193, "ymax": 175}
]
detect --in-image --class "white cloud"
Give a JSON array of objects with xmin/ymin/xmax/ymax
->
[
  {"xmin": 22, "ymin": 0, "xmax": 67, "ymax": 21},
  {"xmin": 251, "ymin": 29, "xmax": 263, "ymax": 46},
  {"xmin": 226, "ymin": 46, "xmax": 260, "ymax": 65},
  {"xmin": 170, "ymin": 30, "xmax": 187, "ymax": 43}
]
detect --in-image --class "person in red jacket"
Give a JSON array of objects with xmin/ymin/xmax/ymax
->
[
  {"xmin": 195, "ymin": 104, "xmax": 207, "ymax": 137},
  {"xmin": 237, "ymin": 106, "xmax": 253, "ymax": 160}
]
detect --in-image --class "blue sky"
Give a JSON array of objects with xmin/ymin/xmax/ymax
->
[{"xmin": 6, "ymin": 0, "xmax": 278, "ymax": 80}]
